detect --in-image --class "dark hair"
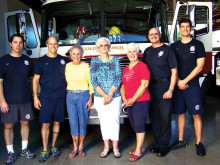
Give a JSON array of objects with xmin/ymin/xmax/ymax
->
[
  {"xmin": 179, "ymin": 18, "xmax": 192, "ymax": 27},
  {"xmin": 9, "ymin": 34, "xmax": 24, "ymax": 43},
  {"xmin": 46, "ymin": 36, "xmax": 58, "ymax": 44}
]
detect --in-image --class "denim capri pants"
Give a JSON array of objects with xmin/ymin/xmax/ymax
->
[{"xmin": 66, "ymin": 90, "xmax": 90, "ymax": 136}]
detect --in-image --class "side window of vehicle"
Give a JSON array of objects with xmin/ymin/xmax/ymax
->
[
  {"xmin": 7, "ymin": 13, "xmax": 37, "ymax": 48},
  {"xmin": 173, "ymin": 5, "xmax": 209, "ymax": 41},
  {"xmin": 195, "ymin": 6, "xmax": 209, "ymax": 36},
  {"xmin": 175, "ymin": 5, "xmax": 187, "ymax": 41}
]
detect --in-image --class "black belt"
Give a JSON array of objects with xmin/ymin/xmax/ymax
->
[{"xmin": 151, "ymin": 77, "xmax": 170, "ymax": 84}]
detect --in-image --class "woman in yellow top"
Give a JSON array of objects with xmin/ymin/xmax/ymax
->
[{"xmin": 65, "ymin": 44, "xmax": 94, "ymax": 158}]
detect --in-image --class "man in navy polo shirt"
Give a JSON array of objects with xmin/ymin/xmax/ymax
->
[
  {"xmin": 170, "ymin": 18, "xmax": 206, "ymax": 156},
  {"xmin": 143, "ymin": 28, "xmax": 178, "ymax": 157},
  {"xmin": 33, "ymin": 36, "xmax": 69, "ymax": 162},
  {"xmin": 0, "ymin": 34, "xmax": 35, "ymax": 165}
]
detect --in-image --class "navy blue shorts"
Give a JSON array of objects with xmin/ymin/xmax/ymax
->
[
  {"xmin": 39, "ymin": 97, "xmax": 65, "ymax": 123},
  {"xmin": 173, "ymin": 87, "xmax": 204, "ymax": 115},
  {"xmin": 127, "ymin": 100, "xmax": 150, "ymax": 133}
]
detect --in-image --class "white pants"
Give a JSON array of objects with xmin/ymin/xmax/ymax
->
[{"xmin": 94, "ymin": 96, "xmax": 122, "ymax": 141}]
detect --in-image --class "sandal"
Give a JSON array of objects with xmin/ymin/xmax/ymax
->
[
  {"xmin": 128, "ymin": 154, "xmax": 142, "ymax": 162},
  {"xmin": 100, "ymin": 148, "xmax": 109, "ymax": 158},
  {"xmin": 129, "ymin": 149, "xmax": 145, "ymax": 155},
  {"xmin": 78, "ymin": 150, "xmax": 86, "ymax": 158},
  {"xmin": 113, "ymin": 149, "xmax": 121, "ymax": 158},
  {"xmin": 69, "ymin": 151, "xmax": 77, "ymax": 158}
]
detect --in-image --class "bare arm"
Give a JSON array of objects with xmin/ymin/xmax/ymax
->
[
  {"xmin": 106, "ymin": 85, "xmax": 120, "ymax": 104},
  {"xmin": 0, "ymin": 79, "xmax": 9, "ymax": 113},
  {"xmin": 32, "ymin": 74, "xmax": 41, "ymax": 110},
  {"xmin": 163, "ymin": 67, "xmax": 178, "ymax": 99},
  {"xmin": 95, "ymin": 86, "xmax": 113, "ymax": 104},
  {"xmin": 108, "ymin": 85, "xmax": 117, "ymax": 96},
  {"xmin": 178, "ymin": 57, "xmax": 205, "ymax": 89},
  {"xmin": 120, "ymin": 84, "xmax": 128, "ymax": 105},
  {"xmin": 127, "ymin": 80, "xmax": 149, "ymax": 106},
  {"xmin": 85, "ymin": 93, "xmax": 93, "ymax": 111}
]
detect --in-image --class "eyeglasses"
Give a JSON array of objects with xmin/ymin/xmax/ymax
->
[{"xmin": 99, "ymin": 44, "xmax": 109, "ymax": 48}]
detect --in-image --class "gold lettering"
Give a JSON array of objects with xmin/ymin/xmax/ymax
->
[{"xmin": 83, "ymin": 47, "xmax": 97, "ymax": 51}]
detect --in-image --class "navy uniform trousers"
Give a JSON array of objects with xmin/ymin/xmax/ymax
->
[{"xmin": 149, "ymin": 79, "xmax": 172, "ymax": 149}]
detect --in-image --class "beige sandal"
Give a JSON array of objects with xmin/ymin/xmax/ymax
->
[
  {"xmin": 100, "ymin": 148, "xmax": 109, "ymax": 158},
  {"xmin": 113, "ymin": 149, "xmax": 121, "ymax": 158}
]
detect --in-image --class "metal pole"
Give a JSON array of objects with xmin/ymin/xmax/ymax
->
[
  {"xmin": 100, "ymin": 0, "xmax": 106, "ymax": 37},
  {"xmin": 160, "ymin": 0, "xmax": 168, "ymax": 41}
]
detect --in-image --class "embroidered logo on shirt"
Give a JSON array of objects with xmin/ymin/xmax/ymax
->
[
  {"xmin": 190, "ymin": 46, "xmax": 195, "ymax": 53},
  {"xmin": 195, "ymin": 105, "xmax": 200, "ymax": 111},
  {"xmin": 24, "ymin": 60, "xmax": 29, "ymax": 65},
  {"xmin": 60, "ymin": 59, "xmax": 65, "ymax": 65},
  {"xmin": 45, "ymin": 63, "xmax": 48, "ymax": 65},
  {"xmin": 6, "ymin": 63, "xmax": 9, "ymax": 66},
  {"xmin": 124, "ymin": 70, "xmax": 134, "ymax": 81},
  {"xmin": 158, "ymin": 51, "xmax": 164, "ymax": 57},
  {"xmin": 25, "ymin": 114, "xmax": 30, "ymax": 119}
]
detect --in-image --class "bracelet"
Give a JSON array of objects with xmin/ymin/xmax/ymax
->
[
  {"xmin": 168, "ymin": 89, "xmax": 173, "ymax": 92},
  {"xmin": 132, "ymin": 98, "xmax": 136, "ymax": 102},
  {"xmin": 109, "ymin": 93, "xmax": 113, "ymax": 96}
]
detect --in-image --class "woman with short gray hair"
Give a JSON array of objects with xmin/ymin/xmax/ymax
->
[
  {"xmin": 90, "ymin": 37, "xmax": 122, "ymax": 158},
  {"xmin": 121, "ymin": 43, "xmax": 150, "ymax": 162},
  {"xmin": 65, "ymin": 44, "xmax": 94, "ymax": 158}
]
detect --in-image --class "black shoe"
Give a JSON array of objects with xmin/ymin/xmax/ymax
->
[
  {"xmin": 157, "ymin": 148, "xmax": 169, "ymax": 157},
  {"xmin": 150, "ymin": 146, "xmax": 160, "ymax": 153},
  {"xmin": 5, "ymin": 152, "xmax": 16, "ymax": 165},
  {"xmin": 195, "ymin": 142, "xmax": 206, "ymax": 156},
  {"xmin": 170, "ymin": 139, "xmax": 187, "ymax": 150}
]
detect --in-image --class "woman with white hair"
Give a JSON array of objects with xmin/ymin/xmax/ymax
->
[
  {"xmin": 90, "ymin": 37, "xmax": 122, "ymax": 158},
  {"xmin": 120, "ymin": 43, "xmax": 150, "ymax": 162}
]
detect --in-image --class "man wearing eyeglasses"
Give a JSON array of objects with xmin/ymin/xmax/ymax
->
[{"xmin": 143, "ymin": 27, "xmax": 178, "ymax": 157}]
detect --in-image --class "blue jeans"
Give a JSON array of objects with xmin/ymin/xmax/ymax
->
[{"xmin": 66, "ymin": 90, "xmax": 89, "ymax": 136}]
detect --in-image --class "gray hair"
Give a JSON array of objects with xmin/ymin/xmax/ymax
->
[
  {"xmin": 95, "ymin": 37, "xmax": 111, "ymax": 48},
  {"xmin": 69, "ymin": 44, "xmax": 84, "ymax": 56},
  {"xmin": 126, "ymin": 43, "xmax": 140, "ymax": 53}
]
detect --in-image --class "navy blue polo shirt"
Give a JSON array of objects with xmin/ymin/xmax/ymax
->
[
  {"xmin": 0, "ymin": 54, "xmax": 34, "ymax": 104},
  {"xmin": 34, "ymin": 54, "xmax": 69, "ymax": 98},
  {"xmin": 143, "ymin": 44, "xmax": 177, "ymax": 80},
  {"xmin": 171, "ymin": 39, "xmax": 206, "ymax": 87}
]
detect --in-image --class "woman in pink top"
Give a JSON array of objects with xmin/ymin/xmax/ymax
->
[{"xmin": 121, "ymin": 43, "xmax": 150, "ymax": 162}]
